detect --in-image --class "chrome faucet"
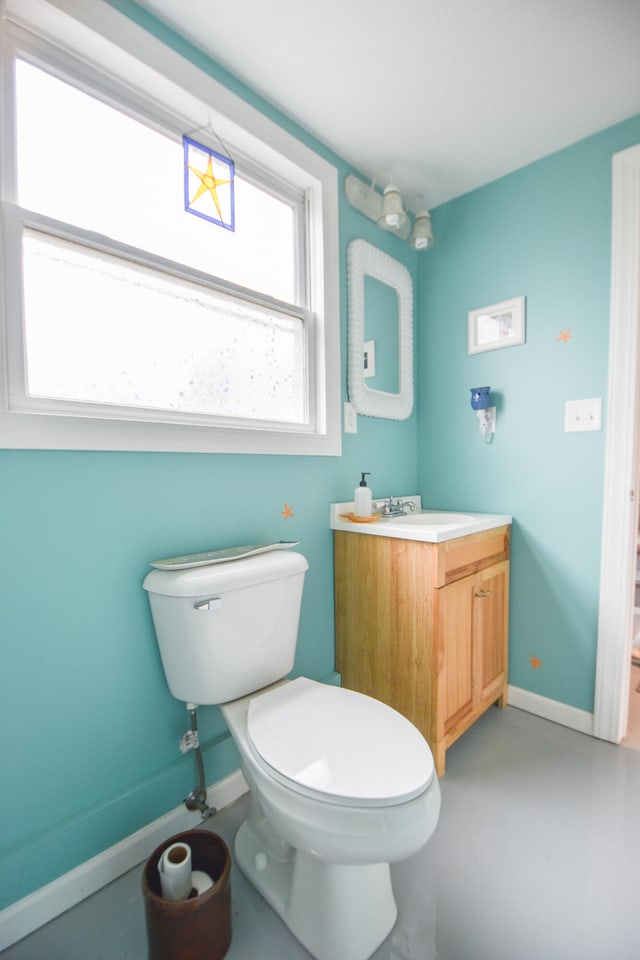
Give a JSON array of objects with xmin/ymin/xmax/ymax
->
[{"xmin": 378, "ymin": 497, "xmax": 417, "ymax": 517}]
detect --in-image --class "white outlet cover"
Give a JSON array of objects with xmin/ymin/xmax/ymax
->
[
  {"xmin": 565, "ymin": 397, "xmax": 602, "ymax": 432},
  {"xmin": 364, "ymin": 339, "xmax": 376, "ymax": 379},
  {"xmin": 343, "ymin": 401, "xmax": 357, "ymax": 434}
]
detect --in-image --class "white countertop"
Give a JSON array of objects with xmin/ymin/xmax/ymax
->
[{"xmin": 330, "ymin": 497, "xmax": 512, "ymax": 543}]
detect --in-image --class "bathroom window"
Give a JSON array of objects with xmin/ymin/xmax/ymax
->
[{"xmin": 0, "ymin": 0, "xmax": 340, "ymax": 455}]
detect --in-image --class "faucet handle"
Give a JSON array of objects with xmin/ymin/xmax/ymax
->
[
  {"xmin": 375, "ymin": 496, "xmax": 418, "ymax": 517},
  {"xmin": 379, "ymin": 497, "xmax": 405, "ymax": 517}
]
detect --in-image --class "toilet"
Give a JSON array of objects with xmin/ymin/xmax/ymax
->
[{"xmin": 143, "ymin": 548, "xmax": 440, "ymax": 960}]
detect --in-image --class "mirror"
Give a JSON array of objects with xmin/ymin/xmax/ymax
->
[
  {"xmin": 363, "ymin": 276, "xmax": 400, "ymax": 393},
  {"xmin": 347, "ymin": 239, "xmax": 414, "ymax": 420}
]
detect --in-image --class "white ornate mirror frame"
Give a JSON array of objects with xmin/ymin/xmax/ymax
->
[{"xmin": 347, "ymin": 239, "xmax": 414, "ymax": 420}]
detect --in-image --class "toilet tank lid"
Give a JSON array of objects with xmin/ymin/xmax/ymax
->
[{"xmin": 143, "ymin": 550, "xmax": 308, "ymax": 597}]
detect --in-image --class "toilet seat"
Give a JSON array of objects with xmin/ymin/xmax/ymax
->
[{"xmin": 247, "ymin": 677, "xmax": 434, "ymax": 807}]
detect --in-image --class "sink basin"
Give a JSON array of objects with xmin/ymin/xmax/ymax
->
[
  {"xmin": 386, "ymin": 512, "xmax": 475, "ymax": 526},
  {"xmin": 330, "ymin": 499, "xmax": 511, "ymax": 543}
]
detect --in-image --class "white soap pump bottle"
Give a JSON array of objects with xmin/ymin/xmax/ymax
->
[{"xmin": 354, "ymin": 472, "xmax": 372, "ymax": 518}]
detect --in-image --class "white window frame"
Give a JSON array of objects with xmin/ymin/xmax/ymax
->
[{"xmin": 0, "ymin": 0, "xmax": 341, "ymax": 455}]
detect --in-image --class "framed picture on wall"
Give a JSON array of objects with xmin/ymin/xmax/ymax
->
[{"xmin": 468, "ymin": 295, "xmax": 525, "ymax": 354}]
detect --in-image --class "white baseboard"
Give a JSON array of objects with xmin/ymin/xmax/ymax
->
[
  {"xmin": 0, "ymin": 769, "xmax": 248, "ymax": 952},
  {"xmin": 508, "ymin": 685, "xmax": 594, "ymax": 736}
]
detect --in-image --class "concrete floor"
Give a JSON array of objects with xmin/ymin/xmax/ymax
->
[{"xmin": 2, "ymin": 704, "xmax": 640, "ymax": 960}]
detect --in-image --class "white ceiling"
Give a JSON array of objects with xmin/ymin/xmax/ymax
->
[{"xmin": 136, "ymin": 0, "xmax": 640, "ymax": 209}]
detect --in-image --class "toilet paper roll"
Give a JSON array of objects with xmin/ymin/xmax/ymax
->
[
  {"xmin": 158, "ymin": 841, "xmax": 192, "ymax": 901},
  {"xmin": 190, "ymin": 869, "xmax": 213, "ymax": 896}
]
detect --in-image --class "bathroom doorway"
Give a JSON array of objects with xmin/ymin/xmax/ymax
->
[{"xmin": 594, "ymin": 142, "xmax": 640, "ymax": 745}]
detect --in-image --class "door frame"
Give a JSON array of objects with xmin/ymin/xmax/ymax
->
[{"xmin": 594, "ymin": 143, "xmax": 640, "ymax": 742}]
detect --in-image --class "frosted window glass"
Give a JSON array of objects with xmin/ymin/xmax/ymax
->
[
  {"xmin": 15, "ymin": 60, "xmax": 297, "ymax": 304},
  {"xmin": 22, "ymin": 231, "xmax": 306, "ymax": 424}
]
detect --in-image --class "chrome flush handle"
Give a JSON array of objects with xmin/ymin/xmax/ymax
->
[{"xmin": 193, "ymin": 597, "xmax": 223, "ymax": 611}]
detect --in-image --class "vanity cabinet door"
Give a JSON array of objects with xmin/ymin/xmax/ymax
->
[
  {"xmin": 436, "ymin": 574, "xmax": 475, "ymax": 735},
  {"xmin": 435, "ymin": 559, "xmax": 510, "ymax": 763},
  {"xmin": 475, "ymin": 560, "xmax": 509, "ymax": 710}
]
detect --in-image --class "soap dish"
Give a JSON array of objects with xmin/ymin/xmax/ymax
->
[{"xmin": 339, "ymin": 512, "xmax": 382, "ymax": 524}]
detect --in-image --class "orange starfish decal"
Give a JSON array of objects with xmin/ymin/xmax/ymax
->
[
  {"xmin": 281, "ymin": 503, "xmax": 295, "ymax": 519},
  {"xmin": 187, "ymin": 154, "xmax": 230, "ymax": 220},
  {"xmin": 556, "ymin": 327, "xmax": 573, "ymax": 344},
  {"xmin": 529, "ymin": 655, "xmax": 543, "ymax": 670}
]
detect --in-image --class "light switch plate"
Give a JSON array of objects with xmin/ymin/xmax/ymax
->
[{"xmin": 565, "ymin": 397, "xmax": 602, "ymax": 432}]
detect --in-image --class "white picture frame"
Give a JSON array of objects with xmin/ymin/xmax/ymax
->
[{"xmin": 468, "ymin": 295, "xmax": 525, "ymax": 354}]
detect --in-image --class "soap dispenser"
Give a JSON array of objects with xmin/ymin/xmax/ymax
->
[{"xmin": 354, "ymin": 472, "xmax": 372, "ymax": 518}]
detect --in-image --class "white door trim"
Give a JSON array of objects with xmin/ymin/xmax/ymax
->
[{"xmin": 594, "ymin": 143, "xmax": 640, "ymax": 742}]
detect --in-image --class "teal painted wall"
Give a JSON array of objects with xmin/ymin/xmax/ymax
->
[
  {"xmin": 3, "ymin": 0, "xmax": 640, "ymax": 917},
  {"xmin": 0, "ymin": 4, "xmax": 418, "ymax": 909},
  {"xmin": 418, "ymin": 115, "xmax": 640, "ymax": 714}
]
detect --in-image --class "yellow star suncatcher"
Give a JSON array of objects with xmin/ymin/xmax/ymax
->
[{"xmin": 183, "ymin": 136, "xmax": 235, "ymax": 230}]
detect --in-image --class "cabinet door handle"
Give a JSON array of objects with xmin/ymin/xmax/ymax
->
[{"xmin": 474, "ymin": 589, "xmax": 491, "ymax": 599}]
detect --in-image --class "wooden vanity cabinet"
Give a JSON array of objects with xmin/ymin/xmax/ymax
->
[{"xmin": 334, "ymin": 525, "xmax": 510, "ymax": 775}]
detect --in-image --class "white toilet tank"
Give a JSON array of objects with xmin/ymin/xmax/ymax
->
[{"xmin": 143, "ymin": 550, "xmax": 308, "ymax": 706}]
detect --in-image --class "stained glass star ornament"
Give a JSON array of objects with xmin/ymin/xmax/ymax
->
[{"xmin": 183, "ymin": 135, "xmax": 235, "ymax": 231}]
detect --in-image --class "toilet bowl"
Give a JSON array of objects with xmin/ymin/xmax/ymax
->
[
  {"xmin": 221, "ymin": 677, "xmax": 441, "ymax": 960},
  {"xmin": 143, "ymin": 548, "xmax": 441, "ymax": 960}
]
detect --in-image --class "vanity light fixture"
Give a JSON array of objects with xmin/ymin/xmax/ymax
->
[
  {"xmin": 344, "ymin": 174, "xmax": 434, "ymax": 251},
  {"xmin": 377, "ymin": 179, "xmax": 410, "ymax": 238},
  {"xmin": 409, "ymin": 209, "xmax": 435, "ymax": 250}
]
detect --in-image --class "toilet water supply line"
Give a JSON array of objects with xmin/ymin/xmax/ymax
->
[{"xmin": 179, "ymin": 704, "xmax": 216, "ymax": 820}]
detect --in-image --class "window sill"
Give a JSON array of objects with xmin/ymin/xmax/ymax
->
[{"xmin": 0, "ymin": 409, "xmax": 341, "ymax": 456}]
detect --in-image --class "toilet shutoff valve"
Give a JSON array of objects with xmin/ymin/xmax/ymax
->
[{"xmin": 180, "ymin": 729, "xmax": 199, "ymax": 754}]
